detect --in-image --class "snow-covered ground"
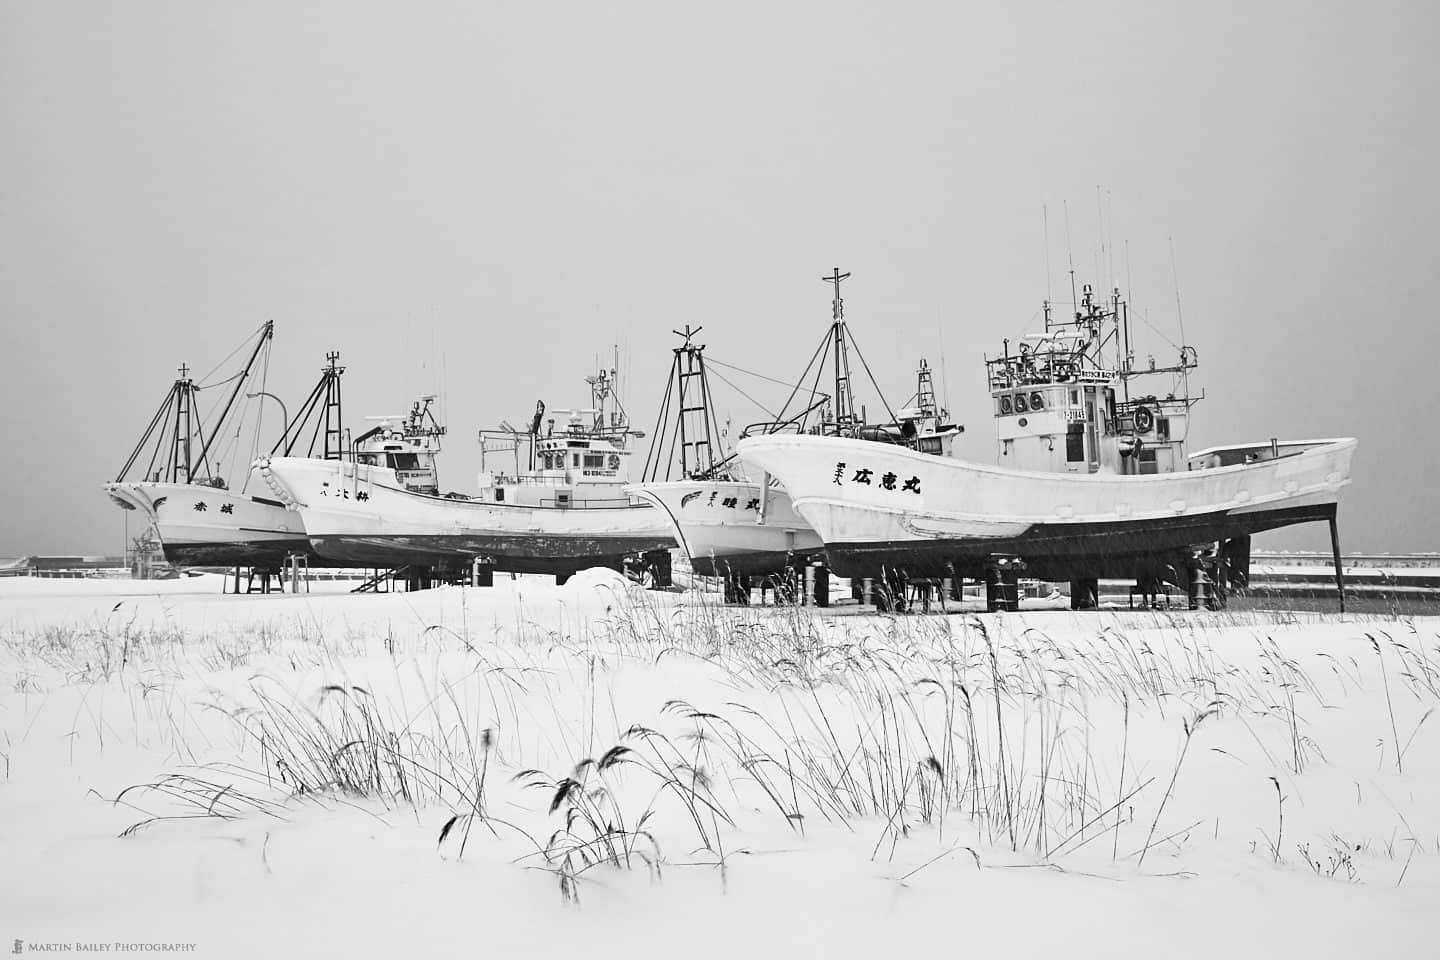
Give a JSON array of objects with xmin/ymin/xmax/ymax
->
[{"xmin": 1, "ymin": 574, "xmax": 1436, "ymax": 958}]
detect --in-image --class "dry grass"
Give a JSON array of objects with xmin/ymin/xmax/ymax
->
[{"xmin": 9, "ymin": 584, "xmax": 1437, "ymax": 901}]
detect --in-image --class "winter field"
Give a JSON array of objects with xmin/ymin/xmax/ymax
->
[{"xmin": 1, "ymin": 574, "xmax": 1436, "ymax": 958}]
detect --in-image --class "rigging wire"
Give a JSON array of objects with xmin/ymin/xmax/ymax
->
[
  {"xmin": 706, "ymin": 366, "xmax": 781, "ymax": 423},
  {"xmin": 843, "ymin": 326, "xmax": 900, "ymax": 427},
  {"xmin": 768, "ymin": 328, "xmax": 831, "ymax": 428},
  {"xmin": 193, "ymin": 322, "xmax": 269, "ymax": 387},
  {"xmin": 704, "ymin": 356, "xmax": 805, "ymax": 391},
  {"xmin": 244, "ymin": 342, "xmax": 273, "ymax": 493}
]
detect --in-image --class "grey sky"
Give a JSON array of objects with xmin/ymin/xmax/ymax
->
[{"xmin": 2, "ymin": 0, "xmax": 1436, "ymax": 556}]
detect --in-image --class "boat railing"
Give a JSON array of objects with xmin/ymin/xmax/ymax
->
[
  {"xmin": 537, "ymin": 496, "xmax": 647, "ymax": 510},
  {"xmin": 986, "ymin": 353, "xmax": 1115, "ymax": 390},
  {"xmin": 490, "ymin": 471, "xmax": 626, "ymax": 487},
  {"xmin": 739, "ymin": 421, "xmax": 803, "ymax": 439},
  {"xmin": 490, "ymin": 474, "xmax": 568, "ymax": 488}
]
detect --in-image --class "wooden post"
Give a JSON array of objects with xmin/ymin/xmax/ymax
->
[{"xmin": 1329, "ymin": 514, "xmax": 1346, "ymax": 613}]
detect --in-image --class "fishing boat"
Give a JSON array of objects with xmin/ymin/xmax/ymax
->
[
  {"xmin": 627, "ymin": 324, "xmax": 823, "ymax": 586},
  {"xmin": 630, "ymin": 270, "xmax": 961, "ymax": 596},
  {"xmin": 104, "ymin": 326, "xmax": 349, "ymax": 570},
  {"xmin": 737, "ymin": 284, "xmax": 1357, "ymax": 609},
  {"xmin": 257, "ymin": 363, "xmax": 676, "ymax": 583}
]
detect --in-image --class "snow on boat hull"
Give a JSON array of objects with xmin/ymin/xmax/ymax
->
[
  {"xmin": 735, "ymin": 435, "xmax": 1357, "ymax": 581},
  {"xmin": 629, "ymin": 480, "xmax": 825, "ymax": 577},
  {"xmin": 258, "ymin": 456, "xmax": 675, "ymax": 575},
  {"xmin": 104, "ymin": 474, "xmax": 317, "ymax": 568}
]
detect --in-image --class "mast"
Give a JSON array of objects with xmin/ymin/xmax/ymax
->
[
  {"xmin": 115, "ymin": 364, "xmax": 206, "ymax": 484},
  {"xmin": 271, "ymin": 351, "xmax": 345, "ymax": 459},
  {"xmin": 170, "ymin": 365, "xmax": 196, "ymax": 483},
  {"xmin": 322, "ymin": 350, "xmax": 344, "ymax": 459},
  {"xmin": 822, "ymin": 267, "xmax": 855, "ymax": 434},
  {"xmin": 193, "ymin": 321, "xmax": 274, "ymax": 475},
  {"xmin": 643, "ymin": 325, "xmax": 722, "ymax": 482},
  {"xmin": 916, "ymin": 358, "xmax": 937, "ymax": 417}
]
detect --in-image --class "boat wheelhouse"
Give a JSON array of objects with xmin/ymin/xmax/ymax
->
[{"xmin": 986, "ymin": 285, "xmax": 1196, "ymax": 476}]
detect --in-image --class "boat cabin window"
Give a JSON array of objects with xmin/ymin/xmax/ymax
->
[
  {"xmin": 1138, "ymin": 448, "xmax": 1159, "ymax": 475},
  {"xmin": 495, "ymin": 488, "xmax": 505, "ymax": 502},
  {"xmin": 583, "ymin": 453, "xmax": 604, "ymax": 469},
  {"xmin": 572, "ymin": 454, "xmax": 581, "ymax": 468},
  {"xmin": 357, "ymin": 453, "xmax": 380, "ymax": 466},
  {"xmin": 387, "ymin": 453, "xmax": 421, "ymax": 471},
  {"xmin": 556, "ymin": 492, "xmax": 571, "ymax": 508},
  {"xmin": 1156, "ymin": 417, "xmax": 1170, "ymax": 441}
]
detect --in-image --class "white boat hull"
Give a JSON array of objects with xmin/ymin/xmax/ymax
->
[
  {"xmin": 104, "ymin": 472, "xmax": 313, "ymax": 568},
  {"xmin": 628, "ymin": 480, "xmax": 825, "ymax": 577},
  {"xmin": 735, "ymin": 435, "xmax": 1357, "ymax": 582},
  {"xmin": 257, "ymin": 456, "xmax": 675, "ymax": 574}
]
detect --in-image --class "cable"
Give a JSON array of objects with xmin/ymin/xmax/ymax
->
[
  {"xmin": 705, "ymin": 357, "xmax": 803, "ymax": 390},
  {"xmin": 707, "ymin": 366, "xmax": 780, "ymax": 422}
]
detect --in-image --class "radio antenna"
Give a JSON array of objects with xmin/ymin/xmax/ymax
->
[
  {"xmin": 1169, "ymin": 235, "xmax": 1187, "ymax": 346},
  {"xmin": 1043, "ymin": 204, "xmax": 1052, "ymax": 305},
  {"xmin": 1064, "ymin": 200, "xmax": 1078, "ymax": 314}
]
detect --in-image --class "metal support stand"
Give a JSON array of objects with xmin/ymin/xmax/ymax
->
[
  {"xmin": 407, "ymin": 566, "xmax": 435, "ymax": 591},
  {"xmin": 284, "ymin": 553, "xmax": 309, "ymax": 594},
  {"xmin": 1329, "ymin": 514, "xmax": 1346, "ymax": 613},
  {"xmin": 811, "ymin": 562, "xmax": 830, "ymax": 608},
  {"xmin": 648, "ymin": 550, "xmax": 673, "ymax": 588},
  {"xmin": 1069, "ymin": 578, "xmax": 1098, "ymax": 610},
  {"xmin": 1187, "ymin": 552, "xmax": 1214, "ymax": 611},
  {"xmin": 471, "ymin": 557, "xmax": 494, "ymax": 587},
  {"xmin": 913, "ymin": 579, "xmax": 935, "ymax": 613},
  {"xmin": 875, "ymin": 568, "xmax": 906, "ymax": 613},
  {"xmin": 985, "ymin": 557, "xmax": 1022, "ymax": 612}
]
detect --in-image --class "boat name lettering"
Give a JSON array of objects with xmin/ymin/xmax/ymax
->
[
  {"xmin": 832, "ymin": 461, "xmax": 921, "ymax": 495},
  {"xmin": 220, "ymin": 502, "xmax": 233, "ymax": 514},
  {"xmin": 687, "ymin": 491, "xmax": 762, "ymax": 511},
  {"xmin": 193, "ymin": 501, "xmax": 207, "ymax": 512}
]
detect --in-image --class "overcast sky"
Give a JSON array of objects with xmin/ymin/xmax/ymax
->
[{"xmin": 2, "ymin": 0, "xmax": 1436, "ymax": 556}]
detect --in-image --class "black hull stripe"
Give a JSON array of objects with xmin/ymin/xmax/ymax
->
[
  {"xmin": 309, "ymin": 533, "xmax": 675, "ymax": 575},
  {"xmin": 819, "ymin": 502, "xmax": 1337, "ymax": 580},
  {"xmin": 162, "ymin": 539, "xmax": 331, "ymax": 569}
]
